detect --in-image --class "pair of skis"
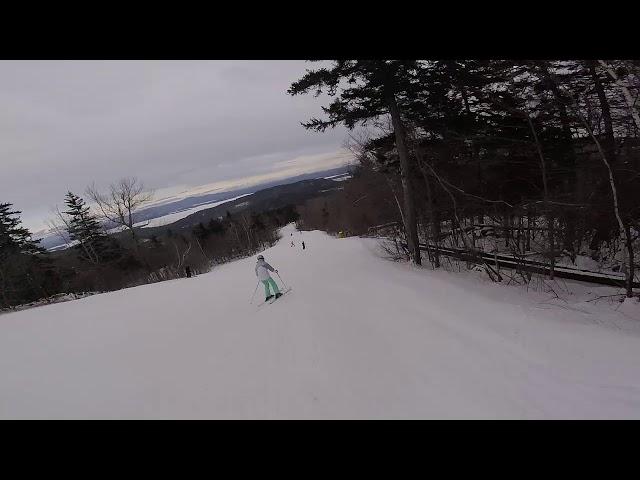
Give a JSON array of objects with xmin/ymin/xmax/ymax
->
[{"xmin": 256, "ymin": 287, "xmax": 292, "ymax": 308}]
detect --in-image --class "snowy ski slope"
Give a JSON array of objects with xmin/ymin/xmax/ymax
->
[{"xmin": 1, "ymin": 224, "xmax": 640, "ymax": 419}]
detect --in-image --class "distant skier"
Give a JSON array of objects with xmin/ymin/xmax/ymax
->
[
  {"xmin": 185, "ymin": 266, "xmax": 192, "ymax": 278},
  {"xmin": 255, "ymin": 254, "xmax": 281, "ymax": 301},
  {"xmin": 290, "ymin": 241, "xmax": 295, "ymax": 247},
  {"xmin": 302, "ymin": 241, "xmax": 306, "ymax": 250}
]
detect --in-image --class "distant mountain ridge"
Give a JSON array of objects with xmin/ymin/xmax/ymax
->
[
  {"xmin": 39, "ymin": 164, "xmax": 354, "ymax": 250},
  {"xmin": 137, "ymin": 176, "xmax": 347, "ymax": 239},
  {"xmin": 134, "ymin": 164, "xmax": 352, "ymax": 223}
]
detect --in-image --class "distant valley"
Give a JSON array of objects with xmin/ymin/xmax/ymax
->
[{"xmin": 40, "ymin": 165, "xmax": 353, "ymax": 250}]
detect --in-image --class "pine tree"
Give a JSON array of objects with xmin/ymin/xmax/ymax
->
[
  {"xmin": 289, "ymin": 60, "xmax": 424, "ymax": 264},
  {"xmin": 207, "ymin": 218, "xmax": 225, "ymax": 235},
  {"xmin": 0, "ymin": 203, "xmax": 43, "ymax": 260},
  {"xmin": 0, "ymin": 203, "xmax": 46, "ymax": 308},
  {"xmin": 193, "ymin": 222, "xmax": 210, "ymax": 241},
  {"xmin": 150, "ymin": 235, "xmax": 161, "ymax": 248},
  {"xmin": 63, "ymin": 192, "xmax": 118, "ymax": 264}
]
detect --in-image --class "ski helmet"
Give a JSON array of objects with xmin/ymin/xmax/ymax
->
[{"xmin": 257, "ymin": 255, "xmax": 264, "ymax": 260}]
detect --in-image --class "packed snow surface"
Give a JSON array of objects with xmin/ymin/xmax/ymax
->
[{"xmin": 1, "ymin": 224, "xmax": 640, "ymax": 419}]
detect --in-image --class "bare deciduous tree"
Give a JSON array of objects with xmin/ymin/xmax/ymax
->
[
  {"xmin": 574, "ymin": 105, "xmax": 634, "ymax": 297},
  {"xmin": 172, "ymin": 239, "xmax": 192, "ymax": 271},
  {"xmin": 45, "ymin": 208, "xmax": 72, "ymax": 249},
  {"xmin": 46, "ymin": 206, "xmax": 99, "ymax": 265},
  {"xmin": 86, "ymin": 177, "xmax": 153, "ymax": 249}
]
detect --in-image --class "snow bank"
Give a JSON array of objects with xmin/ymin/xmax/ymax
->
[{"xmin": 1, "ymin": 225, "xmax": 639, "ymax": 419}]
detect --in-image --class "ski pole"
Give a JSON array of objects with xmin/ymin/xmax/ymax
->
[
  {"xmin": 249, "ymin": 281, "xmax": 259, "ymax": 304},
  {"xmin": 276, "ymin": 271, "xmax": 287, "ymax": 289}
]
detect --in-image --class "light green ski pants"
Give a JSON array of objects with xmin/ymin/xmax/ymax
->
[{"xmin": 262, "ymin": 277, "xmax": 280, "ymax": 297}]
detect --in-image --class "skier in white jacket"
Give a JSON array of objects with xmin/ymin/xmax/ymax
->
[{"xmin": 255, "ymin": 255, "xmax": 281, "ymax": 301}]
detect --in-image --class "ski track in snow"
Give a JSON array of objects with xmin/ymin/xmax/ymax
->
[{"xmin": 1, "ymin": 224, "xmax": 640, "ymax": 419}]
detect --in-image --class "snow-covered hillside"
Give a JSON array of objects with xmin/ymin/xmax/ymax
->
[{"xmin": 1, "ymin": 225, "xmax": 640, "ymax": 419}]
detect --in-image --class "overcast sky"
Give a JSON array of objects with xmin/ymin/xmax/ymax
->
[{"xmin": 0, "ymin": 60, "xmax": 351, "ymax": 231}]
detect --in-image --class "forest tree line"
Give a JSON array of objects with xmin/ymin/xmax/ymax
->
[{"xmin": 290, "ymin": 60, "xmax": 640, "ymax": 297}]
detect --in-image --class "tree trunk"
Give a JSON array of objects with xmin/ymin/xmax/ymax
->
[
  {"xmin": 589, "ymin": 61, "xmax": 616, "ymax": 162},
  {"xmin": 548, "ymin": 213, "xmax": 555, "ymax": 280},
  {"xmin": 545, "ymin": 72, "xmax": 578, "ymax": 257},
  {"xmin": 503, "ymin": 214, "xmax": 510, "ymax": 248},
  {"xmin": 516, "ymin": 216, "xmax": 522, "ymax": 254},
  {"xmin": 386, "ymin": 91, "xmax": 421, "ymax": 265},
  {"xmin": 579, "ymin": 109, "xmax": 633, "ymax": 297},
  {"xmin": 0, "ymin": 266, "xmax": 9, "ymax": 309},
  {"xmin": 625, "ymin": 223, "xmax": 635, "ymax": 298},
  {"xmin": 526, "ymin": 211, "xmax": 532, "ymax": 252},
  {"xmin": 417, "ymin": 154, "xmax": 440, "ymax": 267},
  {"xmin": 527, "ymin": 115, "xmax": 554, "ymax": 279}
]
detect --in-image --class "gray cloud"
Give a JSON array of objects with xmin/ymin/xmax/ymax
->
[{"xmin": 0, "ymin": 60, "xmax": 348, "ymax": 230}]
